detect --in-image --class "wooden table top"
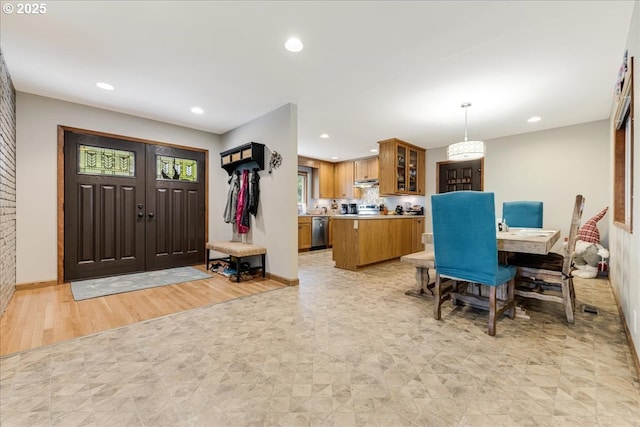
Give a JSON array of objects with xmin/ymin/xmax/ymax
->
[
  {"xmin": 422, "ymin": 228, "xmax": 561, "ymax": 255},
  {"xmin": 497, "ymin": 228, "xmax": 561, "ymax": 255}
]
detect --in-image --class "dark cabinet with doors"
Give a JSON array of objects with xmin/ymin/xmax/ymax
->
[
  {"xmin": 437, "ymin": 159, "xmax": 483, "ymax": 193},
  {"xmin": 220, "ymin": 142, "xmax": 265, "ymax": 175}
]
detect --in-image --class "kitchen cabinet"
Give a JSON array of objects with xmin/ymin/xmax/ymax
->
[
  {"xmin": 334, "ymin": 161, "xmax": 358, "ymax": 199},
  {"xmin": 354, "ymin": 157, "xmax": 379, "ymax": 180},
  {"xmin": 331, "ymin": 216, "xmax": 424, "ymax": 270},
  {"xmin": 298, "ymin": 216, "xmax": 312, "ymax": 251},
  {"xmin": 378, "ymin": 138, "xmax": 426, "ymax": 196},
  {"xmin": 411, "ymin": 217, "xmax": 425, "ymax": 253},
  {"xmin": 318, "ymin": 161, "xmax": 335, "ymax": 199},
  {"xmin": 298, "ymin": 155, "xmax": 319, "ymax": 168},
  {"xmin": 328, "ymin": 217, "xmax": 333, "ymax": 247}
]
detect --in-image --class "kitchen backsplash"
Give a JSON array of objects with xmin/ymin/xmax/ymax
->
[{"xmin": 309, "ymin": 186, "xmax": 426, "ymax": 212}]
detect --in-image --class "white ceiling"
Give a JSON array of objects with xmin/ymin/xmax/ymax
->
[{"xmin": 0, "ymin": 1, "xmax": 634, "ymax": 161}]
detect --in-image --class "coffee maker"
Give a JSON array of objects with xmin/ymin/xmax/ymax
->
[
  {"xmin": 348, "ymin": 203, "xmax": 358, "ymax": 214},
  {"xmin": 340, "ymin": 203, "xmax": 349, "ymax": 215}
]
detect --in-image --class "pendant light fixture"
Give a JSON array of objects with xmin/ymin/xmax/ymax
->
[{"xmin": 447, "ymin": 102, "xmax": 486, "ymax": 161}]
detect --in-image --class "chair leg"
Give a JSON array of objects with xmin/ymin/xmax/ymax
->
[
  {"xmin": 434, "ymin": 273, "xmax": 442, "ymax": 320},
  {"xmin": 488, "ymin": 286, "xmax": 497, "ymax": 336},
  {"xmin": 507, "ymin": 278, "xmax": 515, "ymax": 320},
  {"xmin": 569, "ymin": 277, "xmax": 576, "ymax": 312},
  {"xmin": 562, "ymin": 278, "xmax": 575, "ymax": 324}
]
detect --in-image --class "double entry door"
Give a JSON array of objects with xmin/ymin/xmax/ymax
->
[{"xmin": 64, "ymin": 129, "xmax": 206, "ymax": 281}]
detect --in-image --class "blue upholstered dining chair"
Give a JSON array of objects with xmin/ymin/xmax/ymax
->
[
  {"xmin": 502, "ymin": 201, "xmax": 543, "ymax": 228},
  {"xmin": 431, "ymin": 191, "xmax": 517, "ymax": 336}
]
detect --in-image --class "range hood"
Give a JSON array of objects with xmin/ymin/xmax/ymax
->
[{"xmin": 354, "ymin": 179, "xmax": 379, "ymax": 188}]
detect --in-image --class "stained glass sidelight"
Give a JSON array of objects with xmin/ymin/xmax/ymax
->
[
  {"xmin": 156, "ymin": 156, "xmax": 198, "ymax": 182},
  {"xmin": 78, "ymin": 145, "xmax": 135, "ymax": 176}
]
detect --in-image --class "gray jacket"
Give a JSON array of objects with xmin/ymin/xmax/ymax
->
[{"xmin": 223, "ymin": 172, "xmax": 240, "ymax": 223}]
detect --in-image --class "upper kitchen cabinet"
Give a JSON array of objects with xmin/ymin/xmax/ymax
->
[
  {"xmin": 334, "ymin": 161, "xmax": 358, "ymax": 199},
  {"xmin": 354, "ymin": 157, "xmax": 379, "ymax": 180},
  {"xmin": 378, "ymin": 138, "xmax": 425, "ymax": 196},
  {"xmin": 298, "ymin": 155, "xmax": 319, "ymax": 168},
  {"xmin": 318, "ymin": 161, "xmax": 335, "ymax": 199}
]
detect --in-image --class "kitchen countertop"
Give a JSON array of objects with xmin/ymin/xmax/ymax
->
[{"xmin": 310, "ymin": 214, "xmax": 425, "ymax": 219}]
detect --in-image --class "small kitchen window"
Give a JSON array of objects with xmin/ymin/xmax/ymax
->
[{"xmin": 298, "ymin": 171, "xmax": 308, "ymax": 205}]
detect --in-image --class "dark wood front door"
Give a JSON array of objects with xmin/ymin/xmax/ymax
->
[
  {"xmin": 64, "ymin": 130, "xmax": 206, "ymax": 281},
  {"xmin": 145, "ymin": 144, "xmax": 205, "ymax": 270},
  {"xmin": 437, "ymin": 159, "xmax": 483, "ymax": 193}
]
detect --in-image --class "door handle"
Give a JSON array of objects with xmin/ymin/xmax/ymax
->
[
  {"xmin": 137, "ymin": 212, "xmax": 144, "ymax": 218},
  {"xmin": 148, "ymin": 212, "xmax": 155, "ymax": 218}
]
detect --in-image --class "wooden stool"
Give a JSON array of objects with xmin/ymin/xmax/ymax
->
[{"xmin": 206, "ymin": 241, "xmax": 267, "ymax": 283}]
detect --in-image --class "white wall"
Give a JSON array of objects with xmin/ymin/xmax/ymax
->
[
  {"xmin": 16, "ymin": 93, "xmax": 221, "ymax": 284},
  {"xmin": 609, "ymin": 0, "xmax": 640, "ymax": 364},
  {"xmin": 425, "ymin": 120, "xmax": 611, "ymax": 249},
  {"xmin": 215, "ymin": 104, "xmax": 299, "ymax": 282}
]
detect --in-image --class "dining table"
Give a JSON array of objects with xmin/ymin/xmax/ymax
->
[
  {"xmin": 422, "ymin": 228, "xmax": 561, "ymax": 255},
  {"xmin": 419, "ymin": 228, "xmax": 561, "ymax": 302}
]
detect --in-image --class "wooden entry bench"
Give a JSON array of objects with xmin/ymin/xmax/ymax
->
[
  {"xmin": 400, "ymin": 250, "xmax": 435, "ymax": 297},
  {"xmin": 206, "ymin": 241, "xmax": 267, "ymax": 283}
]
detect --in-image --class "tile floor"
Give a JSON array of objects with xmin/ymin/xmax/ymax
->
[{"xmin": 1, "ymin": 250, "xmax": 639, "ymax": 427}]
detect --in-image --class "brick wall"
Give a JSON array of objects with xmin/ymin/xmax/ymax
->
[{"xmin": 0, "ymin": 47, "xmax": 17, "ymax": 315}]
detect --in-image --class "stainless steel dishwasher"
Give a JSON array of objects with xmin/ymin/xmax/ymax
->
[{"xmin": 311, "ymin": 216, "xmax": 329, "ymax": 249}]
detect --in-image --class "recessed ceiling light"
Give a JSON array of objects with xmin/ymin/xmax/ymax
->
[
  {"xmin": 331, "ymin": 156, "xmax": 338, "ymax": 160},
  {"xmin": 370, "ymin": 149, "xmax": 378, "ymax": 153},
  {"xmin": 96, "ymin": 82, "xmax": 114, "ymax": 91},
  {"xmin": 527, "ymin": 116, "xmax": 541, "ymax": 123},
  {"xmin": 320, "ymin": 133, "xmax": 329, "ymax": 139},
  {"xmin": 285, "ymin": 37, "xmax": 303, "ymax": 53},
  {"xmin": 190, "ymin": 106, "xmax": 204, "ymax": 114}
]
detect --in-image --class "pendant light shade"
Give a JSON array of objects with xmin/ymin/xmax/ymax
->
[{"xmin": 448, "ymin": 103, "xmax": 485, "ymax": 161}]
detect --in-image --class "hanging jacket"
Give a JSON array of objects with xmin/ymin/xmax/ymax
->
[
  {"xmin": 236, "ymin": 169, "xmax": 250, "ymax": 234},
  {"xmin": 240, "ymin": 170, "xmax": 251, "ymax": 230},
  {"xmin": 223, "ymin": 172, "xmax": 240, "ymax": 223},
  {"xmin": 248, "ymin": 169, "xmax": 260, "ymax": 216}
]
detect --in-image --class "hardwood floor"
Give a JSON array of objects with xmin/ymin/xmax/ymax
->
[{"xmin": 0, "ymin": 266, "xmax": 286, "ymax": 356}]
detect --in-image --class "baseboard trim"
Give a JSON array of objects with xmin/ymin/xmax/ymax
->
[
  {"xmin": 16, "ymin": 274, "xmax": 298, "ymax": 290},
  {"xmin": 268, "ymin": 273, "xmax": 299, "ymax": 286},
  {"xmin": 609, "ymin": 278, "xmax": 640, "ymax": 381},
  {"xmin": 15, "ymin": 280, "xmax": 59, "ymax": 291}
]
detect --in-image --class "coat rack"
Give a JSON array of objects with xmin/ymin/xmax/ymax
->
[{"xmin": 220, "ymin": 142, "xmax": 265, "ymax": 175}]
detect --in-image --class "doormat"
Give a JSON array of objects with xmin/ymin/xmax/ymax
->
[{"xmin": 70, "ymin": 267, "xmax": 212, "ymax": 301}]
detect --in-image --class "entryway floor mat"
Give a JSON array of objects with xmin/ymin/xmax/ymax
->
[{"xmin": 70, "ymin": 267, "xmax": 212, "ymax": 301}]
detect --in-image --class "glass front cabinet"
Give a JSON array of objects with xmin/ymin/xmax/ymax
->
[{"xmin": 378, "ymin": 138, "xmax": 425, "ymax": 196}]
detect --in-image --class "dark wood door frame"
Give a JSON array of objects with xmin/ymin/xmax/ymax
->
[{"xmin": 57, "ymin": 125, "xmax": 209, "ymax": 284}]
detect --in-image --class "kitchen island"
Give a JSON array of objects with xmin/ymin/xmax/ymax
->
[{"xmin": 331, "ymin": 215, "xmax": 424, "ymax": 270}]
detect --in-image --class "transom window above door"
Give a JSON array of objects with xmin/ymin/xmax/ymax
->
[
  {"xmin": 156, "ymin": 155, "xmax": 198, "ymax": 182},
  {"xmin": 78, "ymin": 144, "xmax": 135, "ymax": 177}
]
